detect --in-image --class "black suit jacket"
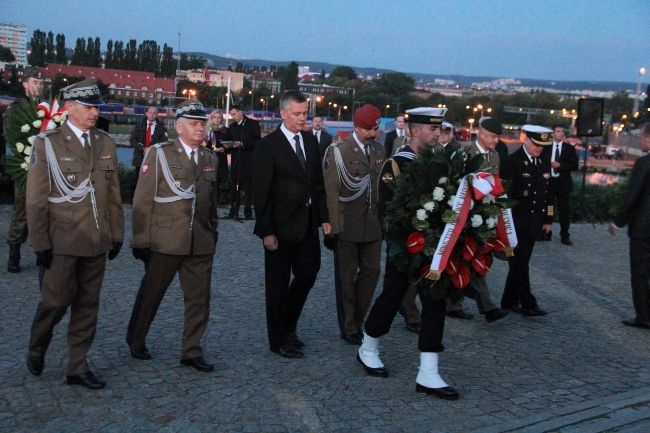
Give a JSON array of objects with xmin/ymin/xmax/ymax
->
[
  {"xmin": 253, "ymin": 128, "xmax": 329, "ymax": 243},
  {"xmin": 316, "ymin": 129, "xmax": 333, "ymax": 159},
  {"xmin": 129, "ymin": 118, "xmax": 168, "ymax": 167},
  {"xmin": 542, "ymin": 141, "xmax": 579, "ymax": 192},
  {"xmin": 229, "ymin": 115, "xmax": 261, "ymax": 179},
  {"xmin": 384, "ymin": 130, "xmax": 398, "ymax": 159},
  {"xmin": 614, "ymin": 153, "xmax": 650, "ymax": 238},
  {"xmin": 500, "ymin": 147, "xmax": 553, "ymax": 239}
]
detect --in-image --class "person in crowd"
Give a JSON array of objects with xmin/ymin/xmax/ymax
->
[
  {"xmin": 5, "ymin": 67, "xmax": 44, "ymax": 273},
  {"xmin": 384, "ymin": 113, "xmax": 406, "ymax": 158},
  {"xmin": 323, "ymin": 104, "xmax": 384, "ymax": 346},
  {"xmin": 227, "ymin": 105, "xmax": 261, "ymax": 220},
  {"xmin": 128, "ymin": 100, "xmax": 219, "ymax": 373},
  {"xmin": 541, "ymin": 124, "xmax": 578, "ymax": 245},
  {"xmin": 313, "ymin": 115, "xmax": 333, "ymax": 159},
  {"xmin": 358, "ymin": 107, "xmax": 459, "ymax": 400},
  {"xmin": 609, "ymin": 122, "xmax": 650, "ymax": 330},
  {"xmin": 252, "ymin": 91, "xmax": 330, "ymax": 359},
  {"xmin": 205, "ymin": 109, "xmax": 231, "ymax": 205},
  {"xmin": 25, "ymin": 78, "xmax": 124, "ymax": 389},
  {"xmin": 130, "ymin": 106, "xmax": 168, "ymax": 180},
  {"xmin": 500, "ymin": 124, "xmax": 554, "ymax": 317}
]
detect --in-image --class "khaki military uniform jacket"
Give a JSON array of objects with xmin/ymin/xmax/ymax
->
[
  {"xmin": 26, "ymin": 122, "xmax": 124, "ymax": 256},
  {"xmin": 323, "ymin": 135, "xmax": 384, "ymax": 243},
  {"xmin": 132, "ymin": 140, "xmax": 219, "ymax": 256},
  {"xmin": 464, "ymin": 141, "xmax": 500, "ymax": 175}
]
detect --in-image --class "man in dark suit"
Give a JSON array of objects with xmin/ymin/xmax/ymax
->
[
  {"xmin": 130, "ymin": 106, "xmax": 168, "ymax": 179},
  {"xmin": 313, "ymin": 115, "xmax": 333, "ymax": 159},
  {"xmin": 383, "ymin": 113, "xmax": 406, "ymax": 158},
  {"xmin": 500, "ymin": 124, "xmax": 554, "ymax": 317},
  {"xmin": 609, "ymin": 122, "xmax": 650, "ymax": 329},
  {"xmin": 228, "ymin": 105, "xmax": 261, "ymax": 220},
  {"xmin": 253, "ymin": 91, "xmax": 331, "ymax": 358},
  {"xmin": 541, "ymin": 124, "xmax": 578, "ymax": 245}
]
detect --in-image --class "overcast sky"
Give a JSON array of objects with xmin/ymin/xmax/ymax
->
[{"xmin": 2, "ymin": 0, "xmax": 649, "ymax": 83}]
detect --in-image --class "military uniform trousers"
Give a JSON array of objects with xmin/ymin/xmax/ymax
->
[
  {"xmin": 630, "ymin": 238, "xmax": 650, "ymax": 323},
  {"xmin": 364, "ymin": 257, "xmax": 446, "ymax": 352},
  {"xmin": 130, "ymin": 251, "xmax": 213, "ymax": 359},
  {"xmin": 28, "ymin": 253, "xmax": 107, "ymax": 375},
  {"xmin": 335, "ymin": 238, "xmax": 382, "ymax": 337},
  {"xmin": 7, "ymin": 185, "xmax": 27, "ymax": 245},
  {"xmin": 501, "ymin": 236, "xmax": 538, "ymax": 310}
]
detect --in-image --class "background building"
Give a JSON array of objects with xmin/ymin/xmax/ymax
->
[{"xmin": 0, "ymin": 22, "xmax": 27, "ymax": 65}]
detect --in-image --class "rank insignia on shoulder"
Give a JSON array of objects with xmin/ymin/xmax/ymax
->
[
  {"xmin": 381, "ymin": 172, "xmax": 394, "ymax": 183},
  {"xmin": 203, "ymin": 166, "xmax": 215, "ymax": 172},
  {"xmin": 141, "ymin": 163, "xmax": 149, "ymax": 174},
  {"xmin": 99, "ymin": 154, "xmax": 111, "ymax": 160}
]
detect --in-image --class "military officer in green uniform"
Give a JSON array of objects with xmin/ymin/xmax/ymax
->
[
  {"xmin": 129, "ymin": 100, "xmax": 219, "ymax": 373},
  {"xmin": 323, "ymin": 104, "xmax": 384, "ymax": 345},
  {"xmin": 4, "ymin": 67, "xmax": 44, "ymax": 273},
  {"xmin": 25, "ymin": 78, "xmax": 124, "ymax": 389}
]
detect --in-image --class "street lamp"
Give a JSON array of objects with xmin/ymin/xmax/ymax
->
[
  {"xmin": 385, "ymin": 104, "xmax": 390, "ymax": 117},
  {"xmin": 248, "ymin": 90, "xmax": 253, "ymax": 111},
  {"xmin": 260, "ymin": 97, "xmax": 266, "ymax": 113},
  {"xmin": 468, "ymin": 118, "xmax": 475, "ymax": 141},
  {"xmin": 633, "ymin": 66, "xmax": 646, "ymax": 116},
  {"xmin": 182, "ymin": 88, "xmax": 196, "ymax": 99},
  {"xmin": 327, "ymin": 102, "xmax": 333, "ymax": 118}
]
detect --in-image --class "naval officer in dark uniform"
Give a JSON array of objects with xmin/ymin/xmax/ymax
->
[
  {"xmin": 500, "ymin": 124, "xmax": 554, "ymax": 316},
  {"xmin": 129, "ymin": 100, "xmax": 219, "ymax": 372}
]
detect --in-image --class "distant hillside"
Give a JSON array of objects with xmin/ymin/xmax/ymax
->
[{"xmin": 188, "ymin": 51, "xmax": 637, "ymax": 93}]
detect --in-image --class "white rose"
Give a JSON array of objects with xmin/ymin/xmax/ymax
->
[
  {"xmin": 24, "ymin": 156, "xmax": 31, "ymax": 164},
  {"xmin": 416, "ymin": 209, "xmax": 428, "ymax": 221},
  {"xmin": 28, "ymin": 135, "xmax": 36, "ymax": 144},
  {"xmin": 486, "ymin": 217, "xmax": 497, "ymax": 229},
  {"xmin": 32, "ymin": 120, "xmax": 42, "ymax": 128},
  {"xmin": 438, "ymin": 177, "xmax": 448, "ymax": 185},
  {"xmin": 37, "ymin": 110, "xmax": 45, "ymax": 118},
  {"xmin": 423, "ymin": 201, "xmax": 435, "ymax": 212},
  {"xmin": 21, "ymin": 124, "xmax": 30, "ymax": 133},
  {"xmin": 15, "ymin": 142, "xmax": 25, "ymax": 153},
  {"xmin": 24, "ymin": 146, "xmax": 32, "ymax": 156},
  {"xmin": 471, "ymin": 214, "xmax": 484, "ymax": 228},
  {"xmin": 447, "ymin": 195, "xmax": 456, "ymax": 207},
  {"xmin": 433, "ymin": 187, "xmax": 445, "ymax": 201},
  {"xmin": 21, "ymin": 162, "xmax": 28, "ymax": 170},
  {"xmin": 53, "ymin": 115, "xmax": 62, "ymax": 123}
]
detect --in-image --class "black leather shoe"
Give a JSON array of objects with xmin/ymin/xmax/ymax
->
[
  {"xmin": 622, "ymin": 319, "xmax": 650, "ymax": 329},
  {"xmin": 66, "ymin": 371, "xmax": 106, "ymax": 390},
  {"xmin": 287, "ymin": 332, "xmax": 304, "ymax": 349},
  {"xmin": 416, "ymin": 383, "xmax": 459, "ymax": 400},
  {"xmin": 129, "ymin": 345, "xmax": 152, "ymax": 360},
  {"xmin": 180, "ymin": 356, "xmax": 215, "ymax": 372},
  {"xmin": 26, "ymin": 354, "xmax": 44, "ymax": 376},
  {"xmin": 356, "ymin": 354, "xmax": 389, "ymax": 378},
  {"xmin": 561, "ymin": 237, "xmax": 573, "ymax": 246},
  {"xmin": 271, "ymin": 344, "xmax": 304, "ymax": 359},
  {"xmin": 520, "ymin": 306, "xmax": 548, "ymax": 317},
  {"xmin": 405, "ymin": 322, "xmax": 421, "ymax": 334},
  {"xmin": 485, "ymin": 308, "xmax": 509, "ymax": 323},
  {"xmin": 341, "ymin": 333, "xmax": 363, "ymax": 345},
  {"xmin": 446, "ymin": 310, "xmax": 473, "ymax": 320}
]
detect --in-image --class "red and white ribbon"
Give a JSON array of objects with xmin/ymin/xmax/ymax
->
[
  {"xmin": 471, "ymin": 171, "xmax": 504, "ymax": 201},
  {"xmin": 37, "ymin": 99, "xmax": 66, "ymax": 132}
]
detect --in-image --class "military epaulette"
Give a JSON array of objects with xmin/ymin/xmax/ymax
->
[
  {"xmin": 94, "ymin": 128, "xmax": 111, "ymax": 136},
  {"xmin": 153, "ymin": 141, "xmax": 173, "ymax": 149},
  {"xmin": 39, "ymin": 128, "xmax": 60, "ymax": 138},
  {"xmin": 201, "ymin": 146, "xmax": 218, "ymax": 158}
]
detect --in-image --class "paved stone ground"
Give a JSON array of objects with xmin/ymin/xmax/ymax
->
[{"xmin": 1, "ymin": 204, "xmax": 649, "ymax": 433}]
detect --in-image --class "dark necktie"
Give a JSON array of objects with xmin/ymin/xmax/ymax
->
[
  {"xmin": 294, "ymin": 134, "xmax": 306, "ymax": 170},
  {"xmin": 81, "ymin": 132, "xmax": 90, "ymax": 156},
  {"xmin": 190, "ymin": 149, "xmax": 198, "ymax": 173},
  {"xmin": 314, "ymin": 130, "xmax": 320, "ymax": 143}
]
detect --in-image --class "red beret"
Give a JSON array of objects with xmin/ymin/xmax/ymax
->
[{"xmin": 353, "ymin": 104, "xmax": 381, "ymax": 129}]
